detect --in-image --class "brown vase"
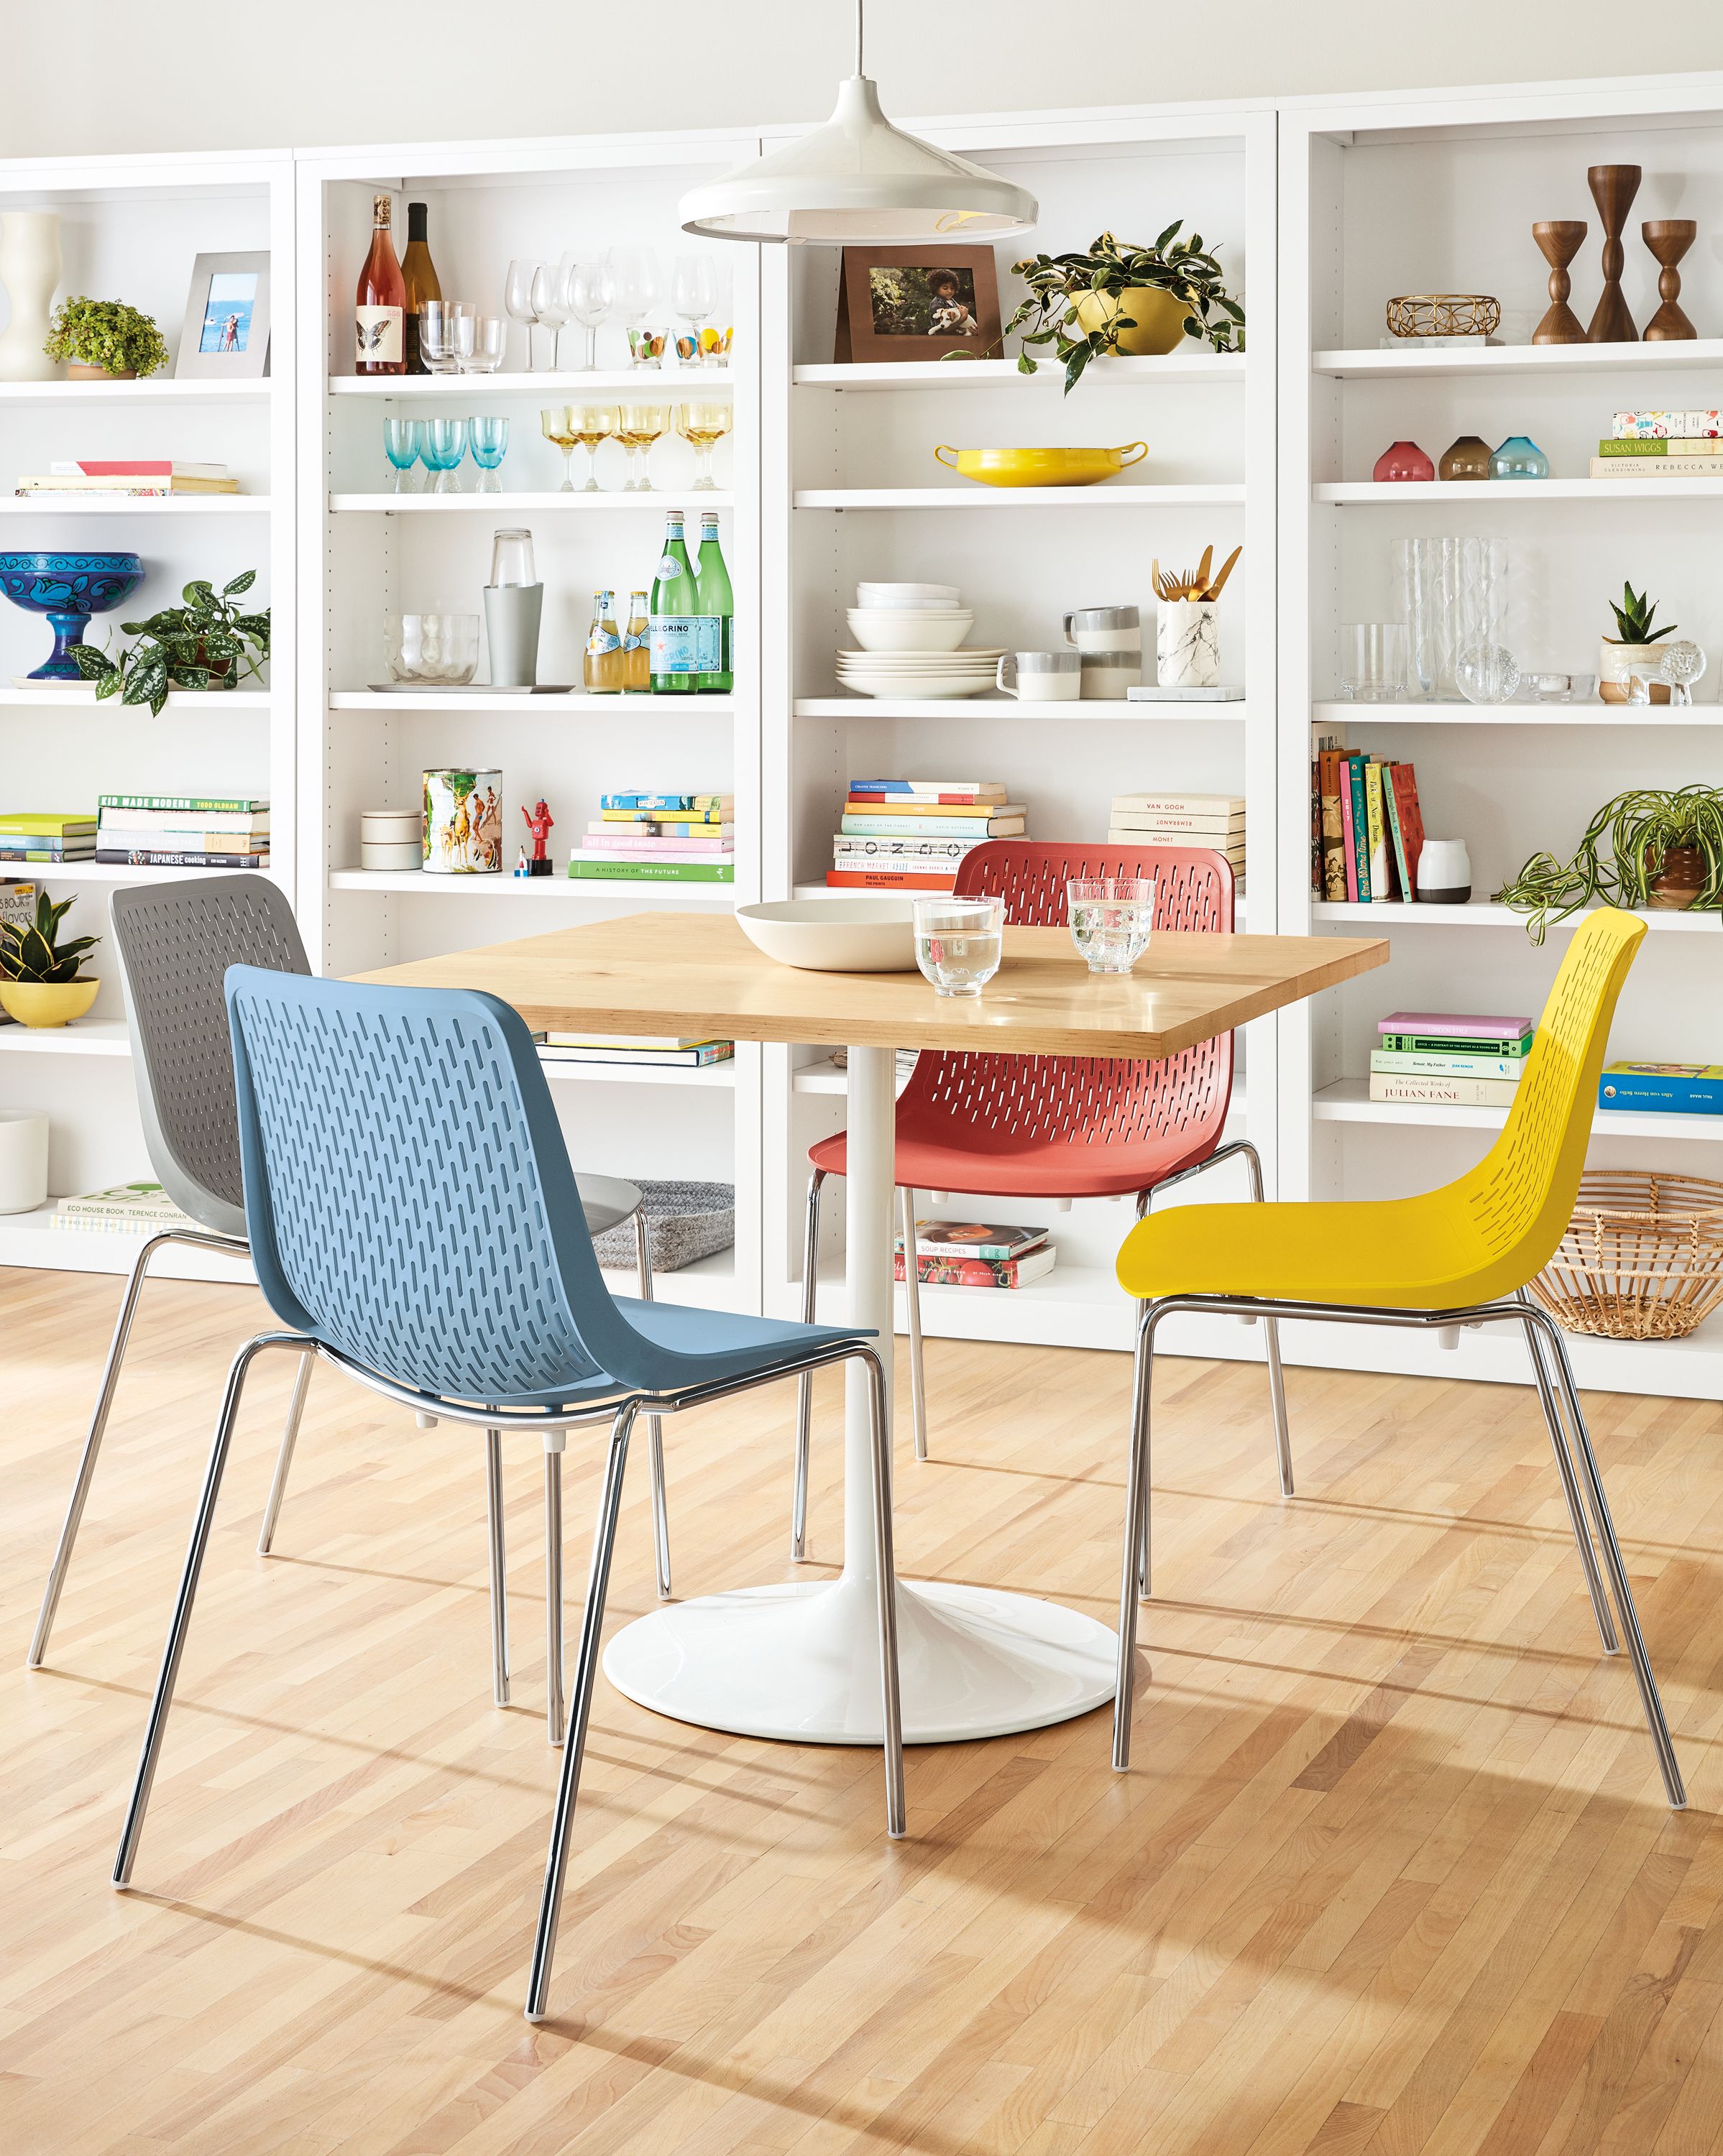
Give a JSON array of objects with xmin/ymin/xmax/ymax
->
[
  {"xmin": 1647, "ymin": 844, "xmax": 1706, "ymax": 908},
  {"xmin": 66, "ymin": 361, "xmax": 137, "ymax": 380},
  {"xmin": 1438, "ymin": 433, "xmax": 1494, "ymax": 481}
]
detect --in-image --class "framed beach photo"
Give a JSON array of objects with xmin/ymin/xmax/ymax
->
[
  {"xmin": 175, "ymin": 251, "xmax": 271, "ymax": 378},
  {"xmin": 835, "ymin": 245, "xmax": 1001, "ymax": 364}
]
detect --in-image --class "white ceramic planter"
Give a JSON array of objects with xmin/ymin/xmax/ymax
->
[
  {"xmin": 1157, "ymin": 600, "xmax": 1220, "ymax": 689},
  {"xmin": 0, "ymin": 212, "xmax": 60, "ymax": 384},
  {"xmin": 0, "ymin": 1106, "xmax": 50, "ymax": 1213},
  {"xmin": 1599, "ymin": 635, "xmax": 1670, "ymax": 704}
]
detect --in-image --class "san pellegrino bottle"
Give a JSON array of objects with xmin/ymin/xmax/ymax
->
[
  {"xmin": 354, "ymin": 193, "xmax": 405, "ymax": 375},
  {"xmin": 584, "ymin": 590, "xmax": 624, "ymax": 694},
  {"xmin": 695, "ymin": 511, "xmax": 734, "ymax": 694},
  {"xmin": 649, "ymin": 510, "xmax": 705, "ymax": 695},
  {"xmin": 622, "ymin": 591, "xmax": 651, "ymax": 694},
  {"xmin": 400, "ymin": 201, "xmax": 441, "ymax": 376}
]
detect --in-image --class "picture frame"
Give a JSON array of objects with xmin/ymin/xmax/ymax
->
[
  {"xmin": 175, "ymin": 251, "xmax": 271, "ymax": 379},
  {"xmin": 835, "ymin": 245, "xmax": 1001, "ymax": 365}
]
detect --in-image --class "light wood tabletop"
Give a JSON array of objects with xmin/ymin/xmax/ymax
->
[{"xmin": 354, "ymin": 911, "xmax": 1389, "ymax": 1057}]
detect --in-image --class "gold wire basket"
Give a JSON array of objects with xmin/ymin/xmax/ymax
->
[
  {"xmin": 1530, "ymin": 1171, "xmax": 1723, "ymax": 1340},
  {"xmin": 1384, "ymin": 293, "xmax": 1502, "ymax": 339}
]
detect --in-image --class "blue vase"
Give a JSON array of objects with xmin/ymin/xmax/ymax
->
[
  {"xmin": 1491, "ymin": 434, "xmax": 1549, "ymax": 481},
  {"xmin": 0, "ymin": 550, "xmax": 145, "ymax": 679}
]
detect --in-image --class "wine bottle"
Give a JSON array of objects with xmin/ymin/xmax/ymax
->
[
  {"xmin": 400, "ymin": 201, "xmax": 442, "ymax": 376},
  {"xmin": 694, "ymin": 512, "xmax": 734, "ymax": 694},
  {"xmin": 354, "ymin": 193, "xmax": 405, "ymax": 375},
  {"xmin": 584, "ymin": 590, "xmax": 624, "ymax": 695},
  {"xmin": 649, "ymin": 511, "xmax": 706, "ymax": 695},
  {"xmin": 622, "ymin": 591, "xmax": 651, "ymax": 694}
]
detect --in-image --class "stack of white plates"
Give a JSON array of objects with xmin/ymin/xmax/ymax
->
[
  {"xmin": 836, "ymin": 648, "xmax": 1004, "ymax": 700},
  {"xmin": 842, "ymin": 580, "xmax": 993, "ymax": 695}
]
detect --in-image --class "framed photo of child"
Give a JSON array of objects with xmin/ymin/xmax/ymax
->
[{"xmin": 835, "ymin": 246, "xmax": 1001, "ymax": 364}]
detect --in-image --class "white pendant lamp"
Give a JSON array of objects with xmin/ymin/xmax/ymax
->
[{"xmin": 679, "ymin": 1, "xmax": 1038, "ymax": 245}]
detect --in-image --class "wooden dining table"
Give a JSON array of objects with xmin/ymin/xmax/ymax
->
[{"xmin": 358, "ymin": 910, "xmax": 1387, "ymax": 1748}]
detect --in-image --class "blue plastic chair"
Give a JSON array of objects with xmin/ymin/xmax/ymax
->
[{"xmin": 111, "ymin": 969, "xmax": 905, "ymax": 2024}]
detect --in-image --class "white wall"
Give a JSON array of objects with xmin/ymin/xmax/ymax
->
[{"xmin": 12, "ymin": 1, "xmax": 1723, "ymax": 159}]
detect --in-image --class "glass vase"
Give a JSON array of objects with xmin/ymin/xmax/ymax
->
[
  {"xmin": 1392, "ymin": 536, "xmax": 1508, "ymax": 701},
  {"xmin": 1491, "ymin": 434, "xmax": 1549, "ymax": 480}
]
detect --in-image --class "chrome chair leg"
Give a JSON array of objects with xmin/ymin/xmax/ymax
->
[
  {"xmin": 635, "ymin": 1212, "xmax": 671, "ymax": 1600},
  {"xmin": 255, "ymin": 1349, "xmax": 316, "ymax": 1556},
  {"xmin": 1235, "ymin": 1142, "xmax": 1294, "ymax": 1498},
  {"xmin": 545, "ymin": 1446, "xmax": 564, "ymax": 1746},
  {"xmin": 1520, "ymin": 1314, "xmax": 1617, "ymax": 1653},
  {"xmin": 791, "ymin": 1169, "xmax": 825, "ymax": 1561},
  {"xmin": 525, "ymin": 1401, "xmax": 638, "ymax": 2022},
  {"xmin": 485, "ymin": 1429, "xmax": 510, "ymax": 1708},
  {"xmin": 860, "ymin": 1345, "xmax": 907, "ymax": 1840},
  {"xmin": 1114, "ymin": 1307, "xmax": 1157, "ymax": 1770},
  {"xmin": 899, "ymin": 1185, "xmax": 928, "ymax": 1462}
]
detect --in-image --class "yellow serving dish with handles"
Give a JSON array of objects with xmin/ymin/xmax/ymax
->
[{"xmin": 932, "ymin": 443, "xmax": 1149, "ymax": 489}]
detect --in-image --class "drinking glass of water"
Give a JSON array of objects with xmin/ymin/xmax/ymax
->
[
  {"xmin": 913, "ymin": 894, "xmax": 1005, "ymax": 998},
  {"xmin": 1067, "ymin": 877, "xmax": 1156, "ymax": 975}
]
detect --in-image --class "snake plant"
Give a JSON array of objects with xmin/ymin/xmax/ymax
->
[{"xmin": 0, "ymin": 889, "xmax": 99, "ymax": 984}]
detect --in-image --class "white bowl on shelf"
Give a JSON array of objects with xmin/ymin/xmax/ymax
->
[
  {"xmin": 737, "ymin": 897, "xmax": 918, "ymax": 972},
  {"xmin": 845, "ymin": 609, "xmax": 975, "ymax": 653},
  {"xmin": 855, "ymin": 581, "xmax": 961, "ymax": 609}
]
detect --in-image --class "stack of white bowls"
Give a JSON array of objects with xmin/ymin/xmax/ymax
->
[{"xmin": 838, "ymin": 582, "xmax": 1002, "ymax": 699}]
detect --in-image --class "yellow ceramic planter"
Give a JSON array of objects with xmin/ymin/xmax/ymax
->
[
  {"xmin": 932, "ymin": 443, "xmax": 1148, "ymax": 489},
  {"xmin": 0, "ymin": 977, "xmax": 99, "ymax": 1028},
  {"xmin": 1069, "ymin": 285, "xmax": 1191, "ymax": 356}
]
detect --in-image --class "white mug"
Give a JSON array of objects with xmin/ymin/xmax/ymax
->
[
  {"xmin": 1062, "ymin": 604, "xmax": 1141, "ymax": 655},
  {"xmin": 996, "ymin": 650, "xmax": 1080, "ymax": 701}
]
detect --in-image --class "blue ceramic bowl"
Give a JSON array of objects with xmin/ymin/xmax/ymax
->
[{"xmin": 0, "ymin": 550, "xmax": 145, "ymax": 681}]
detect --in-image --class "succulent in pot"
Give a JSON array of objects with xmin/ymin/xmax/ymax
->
[
  {"xmin": 73, "ymin": 571, "xmax": 268, "ymax": 715},
  {"xmin": 988, "ymin": 227, "xmax": 1245, "ymax": 392},
  {"xmin": 0, "ymin": 889, "xmax": 100, "ymax": 1027},
  {"xmin": 1599, "ymin": 581, "xmax": 1677, "ymax": 704},
  {"xmin": 42, "ymin": 295, "xmax": 170, "ymax": 381}
]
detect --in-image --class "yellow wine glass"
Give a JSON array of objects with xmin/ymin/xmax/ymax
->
[
  {"xmin": 676, "ymin": 401, "xmax": 732, "ymax": 492},
  {"xmin": 539, "ymin": 405, "xmax": 578, "ymax": 492},
  {"xmin": 616, "ymin": 402, "xmax": 668, "ymax": 493},
  {"xmin": 566, "ymin": 404, "xmax": 617, "ymax": 493}
]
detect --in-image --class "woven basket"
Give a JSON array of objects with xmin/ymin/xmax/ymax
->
[
  {"xmin": 1530, "ymin": 1170, "xmax": 1723, "ymax": 1340},
  {"xmin": 1384, "ymin": 292, "xmax": 1502, "ymax": 339}
]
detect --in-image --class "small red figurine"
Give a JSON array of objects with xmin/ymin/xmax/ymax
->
[{"xmin": 521, "ymin": 797, "xmax": 555, "ymax": 877}]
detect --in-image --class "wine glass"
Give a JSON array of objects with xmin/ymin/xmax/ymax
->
[
  {"xmin": 607, "ymin": 247, "xmax": 661, "ymax": 341},
  {"xmin": 566, "ymin": 258, "xmax": 614, "ymax": 371},
  {"xmin": 421, "ymin": 417, "xmax": 468, "ymax": 494},
  {"xmin": 569, "ymin": 404, "xmax": 616, "ymax": 492},
  {"xmin": 675, "ymin": 401, "xmax": 731, "ymax": 491},
  {"xmin": 540, "ymin": 405, "xmax": 578, "ymax": 492},
  {"xmin": 505, "ymin": 259, "xmax": 543, "ymax": 369},
  {"xmin": 615, "ymin": 404, "xmax": 667, "ymax": 492},
  {"xmin": 382, "ymin": 418, "xmax": 422, "ymax": 494},
  {"xmin": 671, "ymin": 254, "xmax": 717, "ymax": 367},
  {"xmin": 469, "ymin": 416, "xmax": 509, "ymax": 494},
  {"xmin": 532, "ymin": 261, "xmax": 571, "ymax": 370}
]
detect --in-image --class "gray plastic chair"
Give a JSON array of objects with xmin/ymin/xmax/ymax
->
[{"xmin": 27, "ymin": 877, "xmax": 671, "ymax": 1724}]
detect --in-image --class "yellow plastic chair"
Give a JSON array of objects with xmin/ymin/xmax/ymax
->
[{"xmin": 1111, "ymin": 908, "xmax": 1683, "ymax": 1807}]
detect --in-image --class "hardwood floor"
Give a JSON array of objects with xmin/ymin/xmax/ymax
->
[{"xmin": 2, "ymin": 1263, "xmax": 1720, "ymax": 2156}]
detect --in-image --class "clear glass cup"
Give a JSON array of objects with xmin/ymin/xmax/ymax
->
[
  {"xmin": 671, "ymin": 253, "xmax": 717, "ymax": 363},
  {"xmin": 616, "ymin": 402, "xmax": 667, "ymax": 491},
  {"xmin": 1339, "ymin": 622, "xmax": 1408, "ymax": 701},
  {"xmin": 676, "ymin": 401, "xmax": 732, "ymax": 490},
  {"xmin": 1524, "ymin": 670, "xmax": 1596, "ymax": 703},
  {"xmin": 699, "ymin": 323, "xmax": 733, "ymax": 369},
  {"xmin": 490, "ymin": 528, "xmax": 536, "ymax": 586},
  {"xmin": 531, "ymin": 261, "xmax": 571, "ymax": 369},
  {"xmin": 627, "ymin": 326, "xmax": 667, "ymax": 370},
  {"xmin": 464, "ymin": 315, "xmax": 507, "ymax": 373},
  {"xmin": 505, "ymin": 259, "xmax": 544, "ymax": 369},
  {"xmin": 1067, "ymin": 877, "xmax": 1156, "ymax": 975},
  {"xmin": 441, "ymin": 302, "xmax": 476, "ymax": 370},
  {"xmin": 566, "ymin": 258, "xmax": 614, "ymax": 370},
  {"xmin": 469, "ymin": 416, "xmax": 509, "ymax": 493},
  {"xmin": 385, "ymin": 612, "xmax": 481, "ymax": 683},
  {"xmin": 382, "ymin": 417, "xmax": 422, "ymax": 493},
  {"xmin": 569, "ymin": 403, "xmax": 616, "ymax": 492},
  {"xmin": 913, "ymin": 893, "xmax": 1005, "ymax": 999},
  {"xmin": 420, "ymin": 417, "xmax": 469, "ymax": 494},
  {"xmin": 417, "ymin": 302, "xmax": 461, "ymax": 376}
]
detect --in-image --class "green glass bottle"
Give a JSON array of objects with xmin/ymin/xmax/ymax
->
[
  {"xmin": 694, "ymin": 510, "xmax": 734, "ymax": 694},
  {"xmin": 648, "ymin": 508, "xmax": 704, "ymax": 695}
]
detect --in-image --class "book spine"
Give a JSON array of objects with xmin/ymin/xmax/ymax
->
[
  {"xmin": 565, "ymin": 859, "xmax": 733, "ymax": 882},
  {"xmin": 844, "ymin": 797, "xmax": 998, "ymax": 813},
  {"xmin": 1378, "ymin": 1031, "xmax": 1530, "ymax": 1056},
  {"xmin": 839, "ymin": 816, "xmax": 1017, "ymax": 838},
  {"xmin": 897, "ymin": 1239, "xmax": 1043, "ymax": 1262},
  {"xmin": 1597, "ymin": 1075, "xmax": 1723, "ymax": 1112},
  {"xmin": 1364, "ymin": 760, "xmax": 1391, "ymax": 900},
  {"xmin": 1595, "ymin": 438, "xmax": 1671, "ymax": 456},
  {"xmin": 1589, "ymin": 457, "xmax": 1723, "ymax": 478},
  {"xmin": 98, "ymin": 794, "xmax": 265, "ymax": 813},
  {"xmin": 93, "ymin": 849, "xmax": 268, "ymax": 868},
  {"xmin": 1369, "ymin": 1075, "xmax": 1522, "ymax": 1106},
  {"xmin": 827, "ymin": 870, "xmax": 956, "ymax": 890},
  {"xmin": 1371, "ymin": 1050, "xmax": 1527, "ymax": 1079},
  {"xmin": 538, "ymin": 1044, "xmax": 735, "ymax": 1067},
  {"xmin": 1320, "ymin": 749, "xmax": 1346, "ymax": 903},
  {"xmin": 893, "ymin": 1254, "xmax": 1037, "ymax": 1287},
  {"xmin": 1111, "ymin": 798, "xmax": 1244, "ymax": 815},
  {"xmin": 1382, "ymin": 762, "xmax": 1412, "ymax": 901},
  {"xmin": 1339, "ymin": 757, "xmax": 1359, "ymax": 901}
]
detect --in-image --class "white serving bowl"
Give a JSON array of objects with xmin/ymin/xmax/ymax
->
[
  {"xmin": 845, "ymin": 609, "xmax": 974, "ymax": 653},
  {"xmin": 737, "ymin": 897, "xmax": 919, "ymax": 972},
  {"xmin": 856, "ymin": 581, "xmax": 961, "ymax": 609}
]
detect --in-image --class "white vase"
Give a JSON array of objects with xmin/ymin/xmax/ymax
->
[
  {"xmin": 0, "ymin": 1107, "xmax": 49, "ymax": 1213},
  {"xmin": 0, "ymin": 212, "xmax": 61, "ymax": 383},
  {"xmin": 1156, "ymin": 599, "xmax": 1219, "ymax": 688}
]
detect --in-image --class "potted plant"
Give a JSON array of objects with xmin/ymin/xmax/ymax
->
[
  {"xmin": 43, "ymin": 295, "xmax": 170, "ymax": 382},
  {"xmin": 1599, "ymin": 581, "xmax": 1678, "ymax": 704},
  {"xmin": 73, "ymin": 572, "xmax": 267, "ymax": 715},
  {"xmin": 1496, "ymin": 784, "xmax": 1723, "ymax": 941},
  {"xmin": 995, "ymin": 227, "xmax": 1246, "ymax": 392},
  {"xmin": 0, "ymin": 889, "xmax": 99, "ymax": 1027}
]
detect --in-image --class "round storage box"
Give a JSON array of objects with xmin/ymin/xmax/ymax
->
[
  {"xmin": 361, "ymin": 806, "xmax": 423, "ymax": 842},
  {"xmin": 360, "ymin": 839, "xmax": 426, "ymax": 872}
]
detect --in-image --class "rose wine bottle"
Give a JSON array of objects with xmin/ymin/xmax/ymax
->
[
  {"xmin": 400, "ymin": 201, "xmax": 441, "ymax": 375},
  {"xmin": 354, "ymin": 193, "xmax": 405, "ymax": 375}
]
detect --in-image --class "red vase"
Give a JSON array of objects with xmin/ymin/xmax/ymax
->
[{"xmin": 1373, "ymin": 438, "xmax": 1435, "ymax": 482}]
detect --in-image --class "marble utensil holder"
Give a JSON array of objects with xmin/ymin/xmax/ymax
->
[{"xmin": 1157, "ymin": 599, "xmax": 1219, "ymax": 689}]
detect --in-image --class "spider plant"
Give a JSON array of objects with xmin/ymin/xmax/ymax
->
[{"xmin": 1495, "ymin": 785, "xmax": 1723, "ymax": 942}]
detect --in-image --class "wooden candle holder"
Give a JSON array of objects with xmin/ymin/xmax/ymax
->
[
  {"xmin": 1532, "ymin": 220, "xmax": 1588, "ymax": 343},
  {"xmin": 1642, "ymin": 219, "xmax": 1699, "ymax": 341},
  {"xmin": 1586, "ymin": 165, "xmax": 1641, "ymax": 342}
]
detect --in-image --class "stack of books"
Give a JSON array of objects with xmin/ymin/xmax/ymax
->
[
  {"xmin": 534, "ymin": 1031, "xmax": 735, "ymax": 1071},
  {"xmin": 15, "ymin": 459, "xmax": 239, "ymax": 500},
  {"xmin": 893, "ymin": 1219, "xmax": 1057, "ymax": 1290},
  {"xmin": 567, "ymin": 793, "xmax": 734, "ymax": 884},
  {"xmin": 1108, "ymin": 793, "xmax": 1245, "ymax": 890},
  {"xmin": 1599, "ymin": 1061, "xmax": 1723, "ymax": 1118},
  {"xmin": 1369, "ymin": 1011, "xmax": 1534, "ymax": 1107},
  {"xmin": 0, "ymin": 813, "xmax": 95, "ymax": 865},
  {"xmin": 96, "ymin": 794, "xmax": 269, "ymax": 869},
  {"xmin": 1311, "ymin": 752, "xmax": 1425, "ymax": 903},
  {"xmin": 51, "ymin": 1181, "xmax": 198, "ymax": 1234},
  {"xmin": 1594, "ymin": 411, "xmax": 1723, "ymax": 479},
  {"xmin": 829, "ymin": 779, "xmax": 1025, "ymax": 892}
]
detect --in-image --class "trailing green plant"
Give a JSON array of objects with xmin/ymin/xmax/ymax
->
[
  {"xmin": 73, "ymin": 572, "xmax": 268, "ymax": 716},
  {"xmin": 967, "ymin": 227, "xmax": 1245, "ymax": 391},
  {"xmin": 0, "ymin": 890, "xmax": 99, "ymax": 985},
  {"xmin": 43, "ymin": 295, "xmax": 170, "ymax": 377},
  {"xmin": 1607, "ymin": 581, "xmax": 1676, "ymax": 646},
  {"xmin": 1494, "ymin": 784, "xmax": 1723, "ymax": 942}
]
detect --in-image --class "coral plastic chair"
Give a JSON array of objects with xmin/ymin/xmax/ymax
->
[
  {"xmin": 792, "ymin": 840, "xmax": 1287, "ymax": 1557},
  {"xmin": 1111, "ymin": 908, "xmax": 1684, "ymax": 1807}
]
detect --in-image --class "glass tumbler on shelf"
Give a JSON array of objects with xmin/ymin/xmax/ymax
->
[
  {"xmin": 1339, "ymin": 622, "xmax": 1407, "ymax": 701},
  {"xmin": 566, "ymin": 258, "xmax": 614, "ymax": 370},
  {"xmin": 490, "ymin": 527, "xmax": 536, "ymax": 586},
  {"xmin": 675, "ymin": 401, "xmax": 732, "ymax": 491},
  {"xmin": 1067, "ymin": 878, "xmax": 1156, "ymax": 975},
  {"xmin": 382, "ymin": 418, "xmax": 422, "ymax": 494},
  {"xmin": 420, "ymin": 417, "xmax": 469, "ymax": 494},
  {"xmin": 616, "ymin": 403, "xmax": 667, "ymax": 491},
  {"xmin": 469, "ymin": 416, "xmax": 509, "ymax": 493},
  {"xmin": 540, "ymin": 405, "xmax": 579, "ymax": 492},
  {"xmin": 569, "ymin": 404, "xmax": 616, "ymax": 492},
  {"xmin": 464, "ymin": 315, "xmax": 507, "ymax": 372},
  {"xmin": 417, "ymin": 302, "xmax": 461, "ymax": 375},
  {"xmin": 913, "ymin": 893, "xmax": 1005, "ymax": 1000},
  {"xmin": 505, "ymin": 259, "xmax": 544, "ymax": 369},
  {"xmin": 531, "ymin": 261, "xmax": 571, "ymax": 369},
  {"xmin": 699, "ymin": 323, "xmax": 733, "ymax": 369}
]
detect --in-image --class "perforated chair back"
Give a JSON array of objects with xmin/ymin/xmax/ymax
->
[{"xmin": 110, "ymin": 876, "xmax": 310, "ymax": 1238}]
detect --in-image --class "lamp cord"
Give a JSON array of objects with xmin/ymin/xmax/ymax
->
[{"xmin": 854, "ymin": 0, "xmax": 865, "ymax": 77}]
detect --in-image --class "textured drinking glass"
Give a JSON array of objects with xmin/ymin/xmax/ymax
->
[
  {"xmin": 464, "ymin": 315, "xmax": 507, "ymax": 372},
  {"xmin": 417, "ymin": 302, "xmax": 460, "ymax": 375},
  {"xmin": 1067, "ymin": 879, "xmax": 1156, "ymax": 975},
  {"xmin": 616, "ymin": 403, "xmax": 667, "ymax": 491},
  {"xmin": 699, "ymin": 323, "xmax": 733, "ymax": 368},
  {"xmin": 1491, "ymin": 433, "xmax": 1549, "ymax": 480},
  {"xmin": 1456, "ymin": 642, "xmax": 1522, "ymax": 704},
  {"xmin": 627, "ymin": 326, "xmax": 667, "ymax": 369},
  {"xmin": 913, "ymin": 894, "xmax": 1005, "ymax": 999},
  {"xmin": 382, "ymin": 417, "xmax": 422, "ymax": 493},
  {"xmin": 439, "ymin": 301, "xmax": 476, "ymax": 369},
  {"xmin": 531, "ymin": 262, "xmax": 571, "ymax": 369},
  {"xmin": 540, "ymin": 405, "xmax": 578, "ymax": 491},
  {"xmin": 566, "ymin": 259, "xmax": 614, "ymax": 369},
  {"xmin": 505, "ymin": 259, "xmax": 543, "ymax": 369},
  {"xmin": 676, "ymin": 401, "xmax": 732, "ymax": 490},
  {"xmin": 469, "ymin": 416, "xmax": 509, "ymax": 493},
  {"xmin": 421, "ymin": 418, "xmax": 469, "ymax": 494},
  {"xmin": 385, "ymin": 612, "xmax": 482, "ymax": 683},
  {"xmin": 1339, "ymin": 622, "xmax": 1407, "ymax": 701}
]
